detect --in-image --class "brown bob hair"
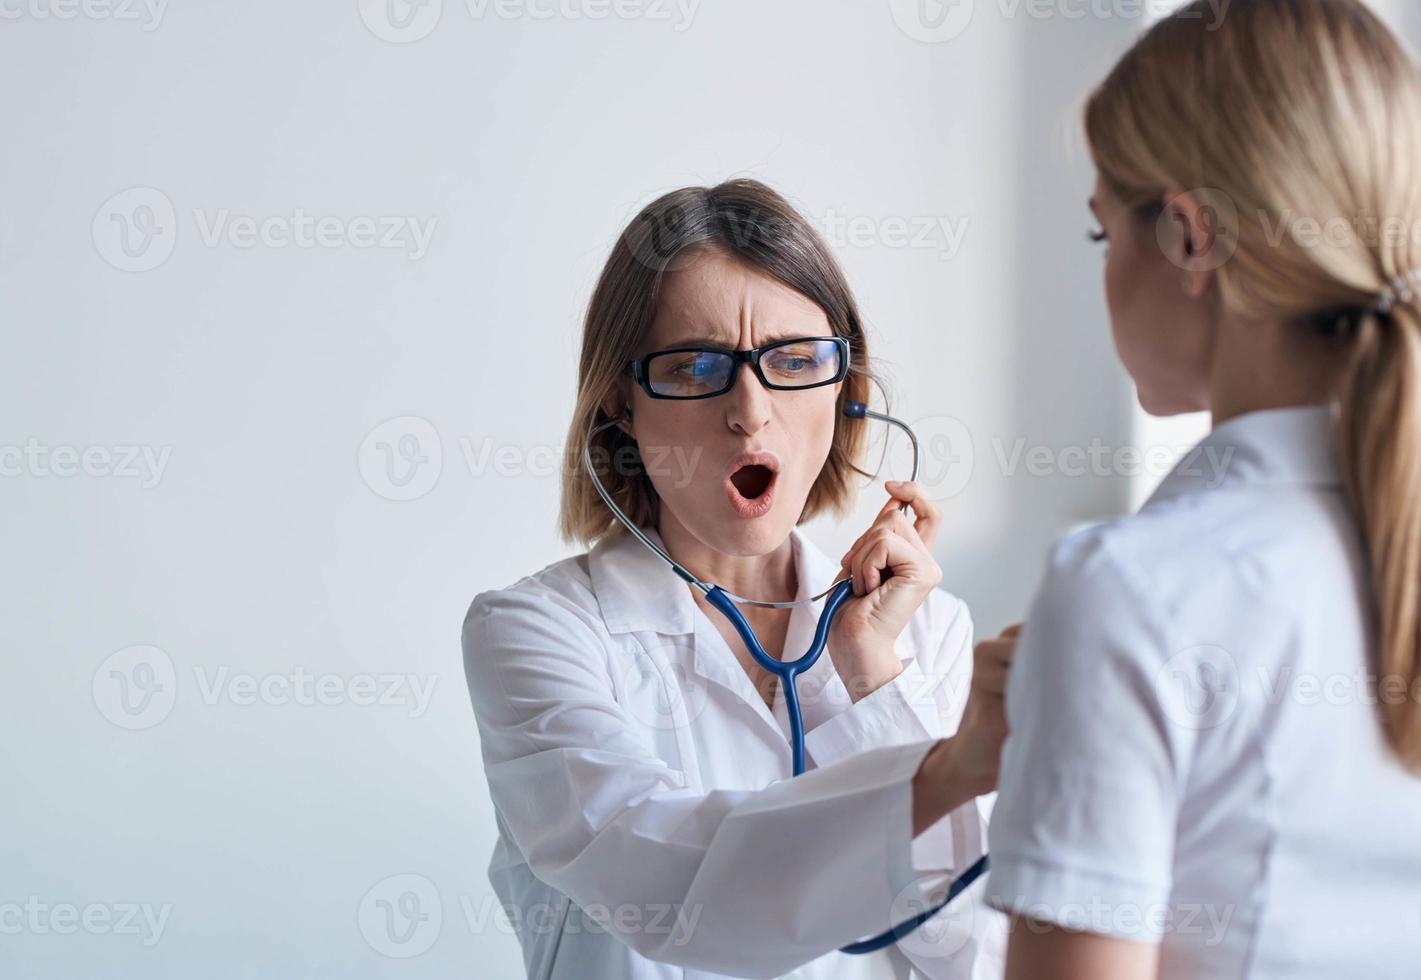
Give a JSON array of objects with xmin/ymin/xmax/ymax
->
[{"xmin": 559, "ymin": 178, "xmax": 885, "ymax": 546}]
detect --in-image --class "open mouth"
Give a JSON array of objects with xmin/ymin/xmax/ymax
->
[
  {"xmin": 730, "ymin": 464, "xmax": 774, "ymax": 500},
  {"xmin": 724, "ymin": 453, "xmax": 780, "ymax": 518}
]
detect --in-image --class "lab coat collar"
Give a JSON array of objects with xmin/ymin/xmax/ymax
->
[
  {"xmin": 587, "ymin": 521, "xmax": 841, "ymax": 637},
  {"xmin": 588, "ymin": 524, "xmax": 695, "ymax": 635},
  {"xmin": 1143, "ymin": 403, "xmax": 1342, "ymax": 509}
]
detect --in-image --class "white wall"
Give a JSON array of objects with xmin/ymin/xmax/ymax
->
[{"xmin": 0, "ymin": 1, "xmax": 1303, "ymax": 976}]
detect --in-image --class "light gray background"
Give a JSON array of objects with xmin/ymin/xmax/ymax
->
[{"xmin": 4, "ymin": 1, "xmax": 1416, "ymax": 977}]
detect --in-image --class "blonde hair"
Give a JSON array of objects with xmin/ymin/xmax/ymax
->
[
  {"xmin": 1086, "ymin": 0, "xmax": 1421, "ymax": 770},
  {"xmin": 559, "ymin": 179, "xmax": 883, "ymax": 546}
]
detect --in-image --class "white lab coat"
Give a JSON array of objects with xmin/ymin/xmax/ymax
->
[{"xmin": 462, "ymin": 522, "xmax": 1007, "ymax": 979}]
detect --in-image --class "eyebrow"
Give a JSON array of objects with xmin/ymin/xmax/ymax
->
[{"xmin": 656, "ymin": 331, "xmax": 817, "ymax": 350}]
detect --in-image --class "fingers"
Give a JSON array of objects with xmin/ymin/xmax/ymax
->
[
  {"xmin": 861, "ymin": 533, "xmax": 891, "ymax": 595},
  {"xmin": 883, "ymin": 480, "xmax": 942, "ymax": 548},
  {"xmin": 859, "ymin": 502, "xmax": 931, "ymax": 558},
  {"xmin": 838, "ymin": 523, "xmax": 940, "ymax": 596},
  {"xmin": 840, "ymin": 486, "xmax": 934, "ymax": 577},
  {"xmin": 835, "ymin": 480, "xmax": 943, "ymax": 598},
  {"xmin": 972, "ymin": 632, "xmax": 1018, "ymax": 695},
  {"xmin": 1000, "ymin": 622, "xmax": 1025, "ymax": 639},
  {"xmin": 840, "ymin": 527, "xmax": 893, "ymax": 595}
]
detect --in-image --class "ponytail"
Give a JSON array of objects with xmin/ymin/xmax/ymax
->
[{"xmin": 1338, "ymin": 298, "xmax": 1421, "ymax": 771}]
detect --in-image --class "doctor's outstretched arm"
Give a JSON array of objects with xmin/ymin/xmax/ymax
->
[{"xmin": 462, "ymin": 587, "xmax": 1010, "ymax": 979}]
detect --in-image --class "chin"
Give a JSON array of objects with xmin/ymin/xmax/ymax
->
[
  {"xmin": 1135, "ymin": 383, "xmax": 1202, "ymax": 417},
  {"xmin": 720, "ymin": 515, "xmax": 791, "ymax": 551},
  {"xmin": 711, "ymin": 504, "xmax": 797, "ymax": 553},
  {"xmin": 1135, "ymin": 390, "xmax": 1170, "ymax": 416}
]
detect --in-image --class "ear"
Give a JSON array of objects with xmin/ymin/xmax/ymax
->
[{"xmin": 1158, "ymin": 186, "xmax": 1232, "ymax": 299}]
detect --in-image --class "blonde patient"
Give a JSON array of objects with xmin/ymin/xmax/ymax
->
[{"xmin": 986, "ymin": 1, "xmax": 1421, "ymax": 978}]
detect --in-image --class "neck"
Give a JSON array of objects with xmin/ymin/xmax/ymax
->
[
  {"xmin": 1206, "ymin": 312, "xmax": 1349, "ymax": 426},
  {"xmin": 655, "ymin": 511, "xmax": 798, "ymax": 604}
]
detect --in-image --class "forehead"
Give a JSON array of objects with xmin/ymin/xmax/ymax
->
[{"xmin": 644, "ymin": 249, "xmax": 830, "ymax": 349}]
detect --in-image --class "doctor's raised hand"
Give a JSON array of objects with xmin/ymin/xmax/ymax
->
[
  {"xmin": 831, "ymin": 480, "xmax": 1022, "ymax": 832},
  {"xmin": 829, "ymin": 480, "xmax": 945, "ymax": 700}
]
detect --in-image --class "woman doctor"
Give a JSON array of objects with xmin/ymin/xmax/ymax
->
[
  {"xmin": 462, "ymin": 180, "xmax": 1010, "ymax": 979},
  {"xmin": 986, "ymin": 1, "xmax": 1421, "ymax": 977}
]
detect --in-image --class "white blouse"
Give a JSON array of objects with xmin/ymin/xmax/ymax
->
[
  {"xmin": 988, "ymin": 405, "xmax": 1421, "ymax": 978},
  {"xmin": 462, "ymin": 522, "xmax": 1007, "ymax": 979}
]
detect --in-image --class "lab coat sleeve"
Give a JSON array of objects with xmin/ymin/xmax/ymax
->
[
  {"xmin": 803, "ymin": 593, "xmax": 1006, "ymax": 979},
  {"xmin": 462, "ymin": 585, "xmax": 938, "ymax": 978},
  {"xmin": 985, "ymin": 529, "xmax": 1194, "ymax": 943}
]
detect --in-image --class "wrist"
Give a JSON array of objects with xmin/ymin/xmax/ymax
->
[
  {"xmin": 835, "ymin": 645, "xmax": 903, "ymax": 702},
  {"xmin": 909, "ymin": 737, "xmax": 977, "ymax": 836}
]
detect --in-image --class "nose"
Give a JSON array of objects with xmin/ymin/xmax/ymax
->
[{"xmin": 724, "ymin": 360, "xmax": 772, "ymax": 436}]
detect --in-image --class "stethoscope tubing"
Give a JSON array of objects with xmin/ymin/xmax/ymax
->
[
  {"xmin": 702, "ymin": 578, "xmax": 856, "ymax": 776},
  {"xmin": 702, "ymin": 576, "xmax": 986, "ymax": 954}
]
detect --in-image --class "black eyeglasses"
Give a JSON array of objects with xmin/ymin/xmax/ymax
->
[{"xmin": 628, "ymin": 336, "xmax": 850, "ymax": 400}]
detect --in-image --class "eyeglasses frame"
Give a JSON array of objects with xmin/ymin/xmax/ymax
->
[{"xmin": 627, "ymin": 335, "xmax": 851, "ymax": 401}]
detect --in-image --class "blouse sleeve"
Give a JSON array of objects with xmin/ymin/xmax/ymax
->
[{"xmin": 986, "ymin": 529, "xmax": 1197, "ymax": 943}]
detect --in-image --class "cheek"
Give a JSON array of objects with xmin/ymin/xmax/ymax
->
[
  {"xmin": 789, "ymin": 395, "xmax": 839, "ymax": 477},
  {"xmin": 1101, "ymin": 241, "xmax": 1211, "ymax": 412},
  {"xmin": 1103, "ymin": 247, "xmax": 1144, "ymax": 366},
  {"xmin": 1103, "ymin": 239, "xmax": 1174, "ymax": 387},
  {"xmin": 630, "ymin": 403, "xmax": 715, "ymax": 497}
]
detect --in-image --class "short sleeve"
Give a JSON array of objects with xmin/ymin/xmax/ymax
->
[{"xmin": 985, "ymin": 529, "xmax": 1195, "ymax": 943}]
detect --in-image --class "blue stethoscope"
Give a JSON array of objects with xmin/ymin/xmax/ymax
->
[{"xmin": 584, "ymin": 399, "xmax": 989, "ymax": 955}]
